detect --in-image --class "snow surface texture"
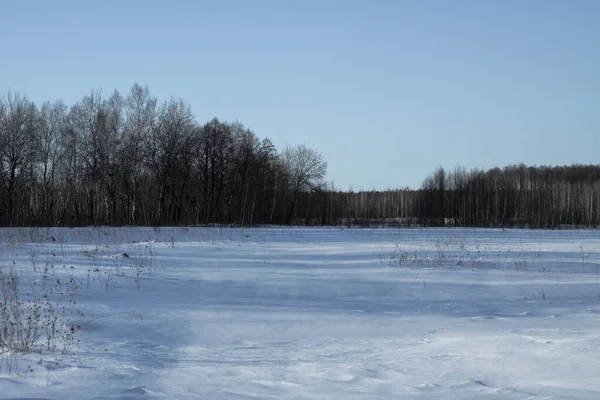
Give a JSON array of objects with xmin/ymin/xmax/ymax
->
[{"xmin": 0, "ymin": 227, "xmax": 599, "ymax": 399}]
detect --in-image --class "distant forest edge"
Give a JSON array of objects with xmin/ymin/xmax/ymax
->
[{"xmin": 1, "ymin": 84, "xmax": 599, "ymax": 228}]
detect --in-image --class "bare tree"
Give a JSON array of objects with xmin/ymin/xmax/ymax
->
[
  {"xmin": 230, "ymin": 122, "xmax": 260, "ymax": 225},
  {"xmin": 195, "ymin": 118, "xmax": 234, "ymax": 223},
  {"xmin": 100, "ymin": 89, "xmax": 125, "ymax": 224},
  {"xmin": 281, "ymin": 144, "xmax": 327, "ymax": 193},
  {"xmin": 280, "ymin": 144, "xmax": 327, "ymax": 222},
  {"xmin": 68, "ymin": 89, "xmax": 105, "ymax": 224},
  {"xmin": 0, "ymin": 92, "xmax": 38, "ymax": 225},
  {"xmin": 123, "ymin": 83, "xmax": 157, "ymax": 224},
  {"xmin": 35, "ymin": 100, "xmax": 67, "ymax": 224},
  {"xmin": 144, "ymin": 97, "xmax": 195, "ymax": 224}
]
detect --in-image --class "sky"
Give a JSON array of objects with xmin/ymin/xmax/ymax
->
[{"xmin": 0, "ymin": 0, "xmax": 598, "ymax": 190}]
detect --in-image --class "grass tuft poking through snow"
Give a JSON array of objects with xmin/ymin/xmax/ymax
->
[{"xmin": 0, "ymin": 263, "xmax": 80, "ymax": 358}]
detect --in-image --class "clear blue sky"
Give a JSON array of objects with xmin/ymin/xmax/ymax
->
[{"xmin": 1, "ymin": 0, "xmax": 598, "ymax": 190}]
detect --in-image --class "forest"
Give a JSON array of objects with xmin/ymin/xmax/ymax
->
[{"xmin": 1, "ymin": 84, "xmax": 599, "ymax": 228}]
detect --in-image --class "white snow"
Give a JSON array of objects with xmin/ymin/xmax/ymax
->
[{"xmin": 1, "ymin": 226, "xmax": 599, "ymax": 399}]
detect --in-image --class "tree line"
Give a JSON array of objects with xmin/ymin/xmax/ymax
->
[
  {"xmin": 324, "ymin": 164, "xmax": 600, "ymax": 229},
  {"xmin": 417, "ymin": 164, "xmax": 600, "ymax": 228},
  {"xmin": 0, "ymin": 85, "xmax": 327, "ymax": 226},
  {"xmin": 1, "ymin": 84, "xmax": 598, "ymax": 228}
]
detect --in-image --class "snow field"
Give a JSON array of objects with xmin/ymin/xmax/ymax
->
[{"xmin": 0, "ymin": 226, "xmax": 599, "ymax": 399}]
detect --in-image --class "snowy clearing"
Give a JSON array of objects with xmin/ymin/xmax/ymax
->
[{"xmin": 1, "ymin": 227, "xmax": 599, "ymax": 399}]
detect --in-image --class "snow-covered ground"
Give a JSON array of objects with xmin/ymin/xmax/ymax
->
[{"xmin": 1, "ymin": 226, "xmax": 599, "ymax": 399}]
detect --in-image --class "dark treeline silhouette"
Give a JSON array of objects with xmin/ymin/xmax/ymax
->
[
  {"xmin": 298, "ymin": 162, "xmax": 600, "ymax": 229},
  {"xmin": 0, "ymin": 85, "xmax": 327, "ymax": 227},
  {"xmin": 417, "ymin": 164, "xmax": 600, "ymax": 228},
  {"xmin": 1, "ymin": 84, "xmax": 598, "ymax": 228}
]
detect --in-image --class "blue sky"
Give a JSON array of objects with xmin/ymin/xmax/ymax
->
[{"xmin": 1, "ymin": 0, "xmax": 598, "ymax": 190}]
